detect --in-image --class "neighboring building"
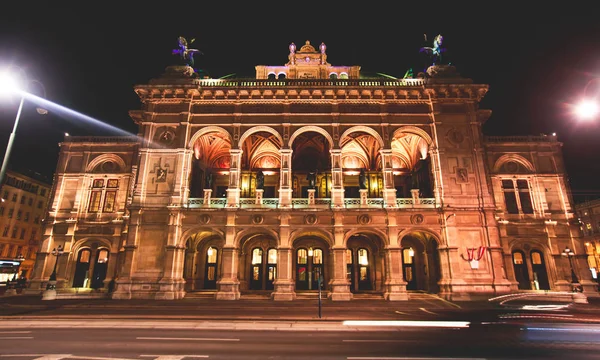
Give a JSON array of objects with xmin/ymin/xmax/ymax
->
[
  {"xmin": 27, "ymin": 40, "xmax": 597, "ymax": 300},
  {"xmin": 0, "ymin": 169, "xmax": 51, "ymax": 283},
  {"xmin": 574, "ymin": 199, "xmax": 600, "ymax": 284}
]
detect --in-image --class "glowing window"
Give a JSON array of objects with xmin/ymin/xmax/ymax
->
[
  {"xmin": 93, "ymin": 179, "xmax": 104, "ymax": 188},
  {"xmin": 313, "ymin": 249, "xmax": 323, "ymax": 264},
  {"xmin": 88, "ymin": 191, "xmax": 102, "ymax": 212},
  {"xmin": 252, "ymin": 248, "xmax": 263, "ymax": 265},
  {"xmin": 103, "ymin": 191, "xmax": 117, "ymax": 212},
  {"xmin": 513, "ymin": 252, "xmax": 524, "ymax": 265},
  {"xmin": 531, "ymin": 251, "xmax": 542, "ymax": 265},
  {"xmin": 207, "ymin": 248, "xmax": 217, "ymax": 264},
  {"xmin": 107, "ymin": 179, "xmax": 119, "ymax": 188},
  {"xmin": 403, "ymin": 248, "xmax": 413, "ymax": 264},
  {"xmin": 267, "ymin": 248, "xmax": 277, "ymax": 264},
  {"xmin": 346, "ymin": 249, "xmax": 353, "ymax": 264},
  {"xmin": 297, "ymin": 249, "xmax": 307, "ymax": 264},
  {"xmin": 79, "ymin": 250, "xmax": 91, "ymax": 263},
  {"xmin": 358, "ymin": 248, "xmax": 369, "ymax": 265}
]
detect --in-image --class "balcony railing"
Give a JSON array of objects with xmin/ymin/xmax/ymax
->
[
  {"xmin": 193, "ymin": 78, "xmax": 425, "ymax": 88},
  {"xmin": 186, "ymin": 197, "xmax": 437, "ymax": 209}
]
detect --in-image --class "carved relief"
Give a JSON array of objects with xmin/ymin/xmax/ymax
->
[
  {"xmin": 305, "ymin": 214, "xmax": 318, "ymax": 225},
  {"xmin": 357, "ymin": 214, "xmax": 371, "ymax": 225},
  {"xmin": 252, "ymin": 214, "xmax": 264, "ymax": 225},
  {"xmin": 200, "ymin": 214, "xmax": 211, "ymax": 224},
  {"xmin": 410, "ymin": 214, "xmax": 424, "ymax": 225},
  {"xmin": 456, "ymin": 168, "xmax": 468, "ymax": 184},
  {"xmin": 447, "ymin": 128, "xmax": 464, "ymax": 146}
]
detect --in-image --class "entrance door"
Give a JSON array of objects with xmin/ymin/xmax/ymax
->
[
  {"xmin": 91, "ymin": 249, "xmax": 109, "ymax": 289},
  {"xmin": 250, "ymin": 248, "xmax": 263, "ymax": 290},
  {"xmin": 512, "ymin": 250, "xmax": 530, "ymax": 290},
  {"xmin": 266, "ymin": 248, "xmax": 277, "ymax": 290},
  {"xmin": 296, "ymin": 248, "xmax": 324, "ymax": 290},
  {"xmin": 204, "ymin": 247, "xmax": 218, "ymax": 289},
  {"xmin": 357, "ymin": 248, "xmax": 372, "ymax": 291},
  {"xmin": 402, "ymin": 247, "xmax": 417, "ymax": 290},
  {"xmin": 346, "ymin": 249, "xmax": 355, "ymax": 292},
  {"xmin": 73, "ymin": 249, "xmax": 91, "ymax": 287},
  {"xmin": 530, "ymin": 250, "xmax": 550, "ymax": 290}
]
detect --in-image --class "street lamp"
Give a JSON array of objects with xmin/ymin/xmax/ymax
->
[
  {"xmin": 0, "ymin": 67, "xmax": 48, "ymax": 186},
  {"xmin": 561, "ymin": 247, "xmax": 579, "ymax": 284},
  {"xmin": 47, "ymin": 245, "xmax": 64, "ymax": 286},
  {"xmin": 574, "ymin": 78, "xmax": 600, "ymax": 121}
]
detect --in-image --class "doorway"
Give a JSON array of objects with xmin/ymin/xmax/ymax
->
[
  {"xmin": 204, "ymin": 246, "xmax": 218, "ymax": 289},
  {"xmin": 249, "ymin": 247, "xmax": 278, "ymax": 290},
  {"xmin": 296, "ymin": 247, "xmax": 324, "ymax": 290},
  {"xmin": 346, "ymin": 248, "xmax": 373, "ymax": 292},
  {"xmin": 512, "ymin": 250, "xmax": 530, "ymax": 290}
]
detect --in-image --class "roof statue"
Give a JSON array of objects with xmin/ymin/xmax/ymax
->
[
  {"xmin": 172, "ymin": 36, "xmax": 203, "ymax": 67},
  {"xmin": 419, "ymin": 34, "xmax": 446, "ymax": 67}
]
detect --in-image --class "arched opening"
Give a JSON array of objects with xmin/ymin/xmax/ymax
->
[
  {"xmin": 340, "ymin": 132, "xmax": 382, "ymax": 198},
  {"xmin": 530, "ymin": 250, "xmax": 550, "ymax": 290},
  {"xmin": 91, "ymin": 248, "xmax": 109, "ymax": 289},
  {"xmin": 291, "ymin": 132, "xmax": 331, "ymax": 198},
  {"xmin": 400, "ymin": 232, "xmax": 440, "ymax": 292},
  {"xmin": 73, "ymin": 249, "xmax": 91, "ymax": 287},
  {"xmin": 329, "ymin": 73, "xmax": 338, "ymax": 79},
  {"xmin": 346, "ymin": 233, "xmax": 384, "ymax": 293},
  {"xmin": 240, "ymin": 131, "xmax": 282, "ymax": 199},
  {"xmin": 190, "ymin": 131, "xmax": 231, "ymax": 199},
  {"xmin": 268, "ymin": 73, "xmax": 276, "ymax": 80},
  {"xmin": 512, "ymin": 250, "xmax": 530, "ymax": 290},
  {"xmin": 391, "ymin": 132, "xmax": 432, "ymax": 198},
  {"xmin": 239, "ymin": 234, "xmax": 278, "ymax": 292},
  {"xmin": 294, "ymin": 237, "xmax": 329, "ymax": 291},
  {"xmin": 204, "ymin": 246, "xmax": 218, "ymax": 289},
  {"xmin": 277, "ymin": 73, "xmax": 286, "ymax": 79}
]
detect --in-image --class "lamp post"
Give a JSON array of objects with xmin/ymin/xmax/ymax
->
[
  {"xmin": 561, "ymin": 247, "xmax": 580, "ymax": 287},
  {"xmin": 0, "ymin": 68, "xmax": 48, "ymax": 186},
  {"xmin": 42, "ymin": 245, "xmax": 64, "ymax": 301}
]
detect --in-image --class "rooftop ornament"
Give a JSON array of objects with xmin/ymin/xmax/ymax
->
[
  {"xmin": 172, "ymin": 36, "xmax": 203, "ymax": 67},
  {"xmin": 419, "ymin": 34, "xmax": 446, "ymax": 68}
]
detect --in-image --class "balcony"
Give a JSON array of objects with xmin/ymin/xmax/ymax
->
[{"xmin": 186, "ymin": 197, "xmax": 436, "ymax": 210}]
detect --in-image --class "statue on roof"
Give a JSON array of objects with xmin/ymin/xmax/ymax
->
[
  {"xmin": 419, "ymin": 34, "xmax": 446, "ymax": 67},
  {"xmin": 172, "ymin": 36, "xmax": 203, "ymax": 67}
]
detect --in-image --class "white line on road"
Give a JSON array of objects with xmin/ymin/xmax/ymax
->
[
  {"xmin": 343, "ymin": 320, "xmax": 470, "ymax": 328},
  {"xmin": 0, "ymin": 331, "xmax": 31, "ymax": 334},
  {"xmin": 0, "ymin": 356, "xmax": 62, "ymax": 358},
  {"xmin": 140, "ymin": 356, "xmax": 209, "ymax": 359},
  {"xmin": 137, "ymin": 337, "xmax": 239, "ymax": 341},
  {"xmin": 0, "ymin": 336, "xmax": 34, "ymax": 339}
]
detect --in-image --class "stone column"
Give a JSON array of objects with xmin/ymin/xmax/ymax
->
[
  {"xmin": 272, "ymin": 247, "xmax": 296, "ymax": 300},
  {"xmin": 112, "ymin": 208, "xmax": 142, "ymax": 300},
  {"xmin": 227, "ymin": 149, "xmax": 242, "ymax": 208},
  {"xmin": 216, "ymin": 246, "xmax": 241, "ymax": 300},
  {"xmin": 384, "ymin": 247, "xmax": 408, "ymax": 300},
  {"xmin": 330, "ymin": 149, "xmax": 344, "ymax": 208},
  {"xmin": 429, "ymin": 147, "xmax": 443, "ymax": 205},
  {"xmin": 278, "ymin": 149, "xmax": 293, "ymax": 208},
  {"xmin": 379, "ymin": 149, "xmax": 397, "ymax": 207},
  {"xmin": 411, "ymin": 189, "xmax": 420, "ymax": 205},
  {"xmin": 329, "ymin": 246, "xmax": 352, "ymax": 301}
]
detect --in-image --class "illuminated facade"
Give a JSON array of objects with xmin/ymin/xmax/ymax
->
[
  {"xmin": 28, "ymin": 40, "xmax": 597, "ymax": 300},
  {"xmin": 574, "ymin": 200, "xmax": 600, "ymax": 285},
  {"xmin": 0, "ymin": 170, "xmax": 50, "ymax": 283}
]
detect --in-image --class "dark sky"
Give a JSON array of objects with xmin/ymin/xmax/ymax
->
[{"xmin": 1, "ymin": 4, "xmax": 599, "ymax": 203}]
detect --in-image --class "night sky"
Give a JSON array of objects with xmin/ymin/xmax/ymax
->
[{"xmin": 1, "ymin": 4, "xmax": 599, "ymax": 203}]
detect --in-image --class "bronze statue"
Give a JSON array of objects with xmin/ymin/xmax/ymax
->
[
  {"xmin": 359, "ymin": 169, "xmax": 368, "ymax": 190},
  {"xmin": 306, "ymin": 170, "xmax": 317, "ymax": 189},
  {"xmin": 172, "ymin": 36, "xmax": 203, "ymax": 67},
  {"xmin": 205, "ymin": 171, "xmax": 213, "ymax": 189},
  {"xmin": 256, "ymin": 170, "xmax": 265, "ymax": 190},
  {"xmin": 419, "ymin": 34, "xmax": 446, "ymax": 67}
]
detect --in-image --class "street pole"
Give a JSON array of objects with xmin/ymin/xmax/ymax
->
[
  {"xmin": 318, "ymin": 275, "xmax": 322, "ymax": 319},
  {"xmin": 0, "ymin": 96, "xmax": 25, "ymax": 186}
]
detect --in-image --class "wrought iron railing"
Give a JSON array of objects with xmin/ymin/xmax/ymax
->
[{"xmin": 186, "ymin": 197, "xmax": 437, "ymax": 209}]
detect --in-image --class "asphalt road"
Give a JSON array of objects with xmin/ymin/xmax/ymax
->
[{"xmin": 0, "ymin": 325, "xmax": 599, "ymax": 360}]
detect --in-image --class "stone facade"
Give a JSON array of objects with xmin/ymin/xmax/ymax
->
[
  {"xmin": 27, "ymin": 41, "xmax": 597, "ymax": 300},
  {"xmin": 574, "ymin": 200, "xmax": 600, "ymax": 286}
]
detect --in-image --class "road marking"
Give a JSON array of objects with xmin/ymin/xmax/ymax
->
[
  {"xmin": 0, "ymin": 331, "xmax": 31, "ymax": 334},
  {"xmin": 419, "ymin": 307, "xmax": 438, "ymax": 315},
  {"xmin": 0, "ymin": 336, "xmax": 34, "ymax": 339},
  {"xmin": 140, "ymin": 356, "xmax": 209, "ymax": 359},
  {"xmin": 343, "ymin": 320, "xmax": 469, "ymax": 328},
  {"xmin": 137, "ymin": 337, "xmax": 239, "ymax": 341},
  {"xmin": 0, "ymin": 356, "xmax": 60, "ymax": 358},
  {"xmin": 66, "ymin": 357, "xmax": 140, "ymax": 360},
  {"xmin": 394, "ymin": 311, "xmax": 410, "ymax": 315},
  {"xmin": 32, "ymin": 356, "xmax": 72, "ymax": 360}
]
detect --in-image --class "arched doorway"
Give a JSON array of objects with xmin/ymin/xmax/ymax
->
[
  {"xmin": 530, "ymin": 250, "xmax": 550, "ymax": 290},
  {"xmin": 240, "ymin": 234, "xmax": 278, "ymax": 292},
  {"xmin": 294, "ymin": 237, "xmax": 329, "ymax": 291},
  {"xmin": 73, "ymin": 249, "xmax": 91, "ymax": 287},
  {"xmin": 400, "ymin": 231, "xmax": 441, "ymax": 293},
  {"xmin": 91, "ymin": 248, "xmax": 109, "ymax": 289},
  {"xmin": 182, "ymin": 230, "xmax": 224, "ymax": 291},
  {"xmin": 204, "ymin": 246, "xmax": 219, "ymax": 289},
  {"xmin": 346, "ymin": 234, "xmax": 383, "ymax": 293},
  {"xmin": 512, "ymin": 250, "xmax": 530, "ymax": 290}
]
